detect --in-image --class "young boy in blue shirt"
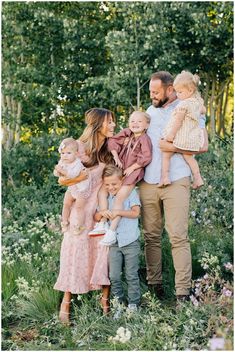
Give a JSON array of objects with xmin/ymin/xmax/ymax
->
[{"xmin": 94, "ymin": 164, "xmax": 141, "ymax": 312}]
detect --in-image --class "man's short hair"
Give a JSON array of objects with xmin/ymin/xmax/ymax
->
[{"xmin": 150, "ymin": 71, "xmax": 174, "ymax": 86}]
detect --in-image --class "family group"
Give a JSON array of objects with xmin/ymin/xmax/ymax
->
[{"xmin": 53, "ymin": 70, "xmax": 208, "ymax": 323}]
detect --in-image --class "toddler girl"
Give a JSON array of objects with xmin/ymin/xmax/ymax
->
[
  {"xmin": 158, "ymin": 70, "xmax": 206, "ymax": 189},
  {"xmin": 88, "ymin": 111, "xmax": 152, "ymax": 245},
  {"xmin": 54, "ymin": 137, "xmax": 91, "ymax": 235}
]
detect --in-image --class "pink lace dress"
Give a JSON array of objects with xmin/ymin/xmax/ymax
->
[{"xmin": 54, "ymin": 141, "xmax": 110, "ymax": 294}]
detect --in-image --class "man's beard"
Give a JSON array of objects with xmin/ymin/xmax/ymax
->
[{"xmin": 152, "ymin": 96, "xmax": 169, "ymax": 108}]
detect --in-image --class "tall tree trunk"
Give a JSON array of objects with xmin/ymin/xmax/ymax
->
[
  {"xmin": 203, "ymin": 78, "xmax": 210, "ymax": 116},
  {"xmin": 136, "ymin": 76, "xmax": 140, "ymax": 110},
  {"xmin": 222, "ymin": 82, "xmax": 230, "ymax": 136},
  {"xmin": 209, "ymin": 78, "xmax": 216, "ymax": 138},
  {"xmin": 15, "ymin": 101, "xmax": 22, "ymax": 144},
  {"xmin": 217, "ymin": 92, "xmax": 224, "ymax": 136}
]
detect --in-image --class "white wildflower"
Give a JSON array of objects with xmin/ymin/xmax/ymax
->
[{"xmin": 209, "ymin": 337, "xmax": 225, "ymax": 350}]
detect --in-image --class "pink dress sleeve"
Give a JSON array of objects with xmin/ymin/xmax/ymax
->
[
  {"xmin": 136, "ymin": 134, "xmax": 152, "ymax": 167},
  {"xmin": 107, "ymin": 128, "xmax": 132, "ymax": 153}
]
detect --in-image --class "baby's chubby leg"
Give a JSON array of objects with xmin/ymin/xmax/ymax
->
[
  {"xmin": 158, "ymin": 152, "xmax": 174, "ymax": 187},
  {"xmin": 183, "ymin": 154, "xmax": 204, "ymax": 189},
  {"xmin": 61, "ymin": 191, "xmax": 75, "ymax": 232},
  {"xmin": 98, "ymin": 184, "xmax": 109, "ymax": 222},
  {"xmin": 88, "ymin": 184, "xmax": 109, "ymax": 236}
]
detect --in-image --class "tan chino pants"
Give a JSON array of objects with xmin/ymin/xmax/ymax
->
[{"xmin": 139, "ymin": 177, "xmax": 192, "ymax": 296}]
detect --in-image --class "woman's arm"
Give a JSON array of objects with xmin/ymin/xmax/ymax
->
[
  {"xmin": 58, "ymin": 170, "xmax": 88, "ymax": 186},
  {"xmin": 159, "ymin": 128, "xmax": 209, "ymax": 155}
]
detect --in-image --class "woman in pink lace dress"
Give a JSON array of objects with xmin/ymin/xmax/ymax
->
[{"xmin": 54, "ymin": 108, "xmax": 116, "ymax": 323}]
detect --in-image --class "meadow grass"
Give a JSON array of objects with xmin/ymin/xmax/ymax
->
[{"xmin": 2, "ymin": 136, "xmax": 233, "ymax": 350}]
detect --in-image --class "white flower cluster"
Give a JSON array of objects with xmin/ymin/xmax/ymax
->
[
  {"xmin": 199, "ymin": 252, "xmax": 219, "ymax": 271},
  {"xmin": 224, "ymin": 262, "xmax": 233, "ymax": 271},
  {"xmin": 45, "ymin": 213, "xmax": 61, "ymax": 233},
  {"xmin": 2, "ymin": 238, "xmax": 30, "ymax": 266},
  {"xmin": 108, "ymin": 327, "xmax": 131, "ymax": 344},
  {"xmin": 14, "ymin": 277, "xmax": 40, "ymax": 299}
]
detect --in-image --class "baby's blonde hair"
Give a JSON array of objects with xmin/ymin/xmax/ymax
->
[
  {"xmin": 173, "ymin": 70, "xmax": 200, "ymax": 93},
  {"xmin": 129, "ymin": 110, "xmax": 151, "ymax": 124},
  {"xmin": 59, "ymin": 137, "xmax": 78, "ymax": 153}
]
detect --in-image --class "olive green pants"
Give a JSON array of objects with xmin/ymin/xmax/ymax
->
[{"xmin": 139, "ymin": 177, "xmax": 191, "ymax": 296}]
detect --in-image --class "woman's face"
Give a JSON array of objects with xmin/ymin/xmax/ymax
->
[{"xmin": 99, "ymin": 115, "xmax": 116, "ymax": 138}]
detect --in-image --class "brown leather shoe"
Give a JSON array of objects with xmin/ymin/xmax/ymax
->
[
  {"xmin": 148, "ymin": 284, "xmax": 164, "ymax": 300},
  {"xmin": 176, "ymin": 294, "xmax": 190, "ymax": 302}
]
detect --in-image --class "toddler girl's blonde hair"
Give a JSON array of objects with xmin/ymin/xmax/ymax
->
[
  {"xmin": 58, "ymin": 137, "xmax": 78, "ymax": 153},
  {"xmin": 129, "ymin": 111, "xmax": 151, "ymax": 124},
  {"xmin": 173, "ymin": 70, "xmax": 200, "ymax": 93}
]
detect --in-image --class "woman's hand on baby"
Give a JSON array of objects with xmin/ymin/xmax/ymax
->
[{"xmin": 58, "ymin": 170, "xmax": 89, "ymax": 186}]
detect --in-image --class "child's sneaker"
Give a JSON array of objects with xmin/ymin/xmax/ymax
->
[
  {"xmin": 100, "ymin": 229, "xmax": 116, "ymax": 246},
  {"xmin": 127, "ymin": 303, "xmax": 138, "ymax": 312},
  {"xmin": 113, "ymin": 306, "xmax": 123, "ymax": 320},
  {"xmin": 88, "ymin": 222, "xmax": 109, "ymax": 236}
]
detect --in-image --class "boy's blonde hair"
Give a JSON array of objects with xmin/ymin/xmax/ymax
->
[
  {"xmin": 173, "ymin": 70, "xmax": 200, "ymax": 93},
  {"xmin": 102, "ymin": 164, "xmax": 123, "ymax": 180},
  {"xmin": 59, "ymin": 137, "xmax": 78, "ymax": 153},
  {"xmin": 129, "ymin": 110, "xmax": 151, "ymax": 124}
]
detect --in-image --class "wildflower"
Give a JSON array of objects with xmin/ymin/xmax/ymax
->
[
  {"xmin": 209, "ymin": 337, "xmax": 225, "ymax": 350},
  {"xmin": 191, "ymin": 211, "xmax": 196, "ymax": 217},
  {"xmin": 222, "ymin": 287, "xmax": 232, "ymax": 297},
  {"xmin": 224, "ymin": 262, "xmax": 233, "ymax": 271},
  {"xmin": 109, "ymin": 326, "xmax": 131, "ymax": 344},
  {"xmin": 190, "ymin": 295, "xmax": 199, "ymax": 307}
]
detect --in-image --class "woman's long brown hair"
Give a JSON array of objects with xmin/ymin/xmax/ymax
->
[{"xmin": 79, "ymin": 108, "xmax": 115, "ymax": 167}]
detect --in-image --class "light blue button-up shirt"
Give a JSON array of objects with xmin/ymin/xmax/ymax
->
[
  {"xmin": 108, "ymin": 189, "xmax": 141, "ymax": 248},
  {"xmin": 144, "ymin": 100, "xmax": 206, "ymax": 184}
]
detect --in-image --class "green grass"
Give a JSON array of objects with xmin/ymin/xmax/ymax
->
[{"xmin": 2, "ymin": 136, "xmax": 233, "ymax": 350}]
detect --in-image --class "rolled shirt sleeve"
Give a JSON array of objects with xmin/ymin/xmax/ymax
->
[{"xmin": 136, "ymin": 134, "xmax": 152, "ymax": 167}]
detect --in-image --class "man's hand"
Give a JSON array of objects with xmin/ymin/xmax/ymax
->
[
  {"xmin": 165, "ymin": 134, "xmax": 174, "ymax": 142},
  {"xmin": 159, "ymin": 138, "xmax": 177, "ymax": 152}
]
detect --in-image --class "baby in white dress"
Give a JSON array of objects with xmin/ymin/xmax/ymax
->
[{"xmin": 54, "ymin": 137, "xmax": 91, "ymax": 234}]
